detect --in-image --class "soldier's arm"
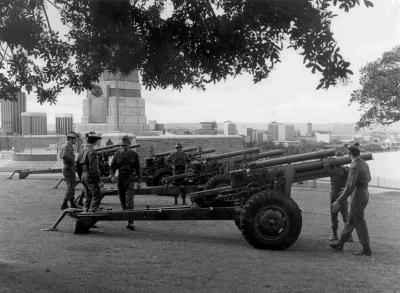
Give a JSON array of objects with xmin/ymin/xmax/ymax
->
[
  {"xmin": 110, "ymin": 152, "xmax": 118, "ymax": 176},
  {"xmin": 61, "ymin": 144, "xmax": 75, "ymax": 164},
  {"xmin": 135, "ymin": 152, "xmax": 141, "ymax": 178},
  {"xmin": 336, "ymin": 166, "xmax": 359, "ymax": 203},
  {"xmin": 88, "ymin": 151, "xmax": 101, "ymax": 183},
  {"xmin": 76, "ymin": 152, "xmax": 83, "ymax": 179}
]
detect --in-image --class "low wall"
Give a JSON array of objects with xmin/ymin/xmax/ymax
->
[{"xmin": 12, "ymin": 153, "xmax": 58, "ymax": 161}]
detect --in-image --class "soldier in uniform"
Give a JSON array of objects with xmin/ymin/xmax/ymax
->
[
  {"xmin": 328, "ymin": 154, "xmax": 352, "ymax": 241},
  {"xmin": 110, "ymin": 136, "xmax": 141, "ymax": 230},
  {"xmin": 60, "ymin": 132, "xmax": 79, "ymax": 209},
  {"xmin": 330, "ymin": 142, "xmax": 372, "ymax": 256},
  {"xmin": 76, "ymin": 132, "xmax": 103, "ymax": 213},
  {"xmin": 168, "ymin": 143, "xmax": 190, "ymax": 205}
]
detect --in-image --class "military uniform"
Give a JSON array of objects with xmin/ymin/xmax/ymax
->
[
  {"xmin": 168, "ymin": 144, "xmax": 190, "ymax": 205},
  {"xmin": 336, "ymin": 157, "xmax": 371, "ymax": 245},
  {"xmin": 60, "ymin": 134, "xmax": 78, "ymax": 209},
  {"xmin": 111, "ymin": 147, "xmax": 141, "ymax": 226},
  {"xmin": 76, "ymin": 144, "xmax": 102, "ymax": 212},
  {"xmin": 329, "ymin": 166, "xmax": 349, "ymax": 239}
]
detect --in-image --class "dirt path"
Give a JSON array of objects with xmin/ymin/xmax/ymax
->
[{"xmin": 1, "ymin": 174, "xmax": 399, "ymax": 292}]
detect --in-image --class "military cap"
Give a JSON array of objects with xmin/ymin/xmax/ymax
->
[
  {"xmin": 174, "ymin": 142, "xmax": 182, "ymax": 148},
  {"xmin": 347, "ymin": 142, "xmax": 360, "ymax": 152},
  {"xmin": 66, "ymin": 132, "xmax": 79, "ymax": 139},
  {"xmin": 122, "ymin": 135, "xmax": 131, "ymax": 143},
  {"xmin": 85, "ymin": 131, "xmax": 102, "ymax": 140}
]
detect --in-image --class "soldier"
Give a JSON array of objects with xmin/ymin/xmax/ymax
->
[
  {"xmin": 330, "ymin": 142, "xmax": 372, "ymax": 256},
  {"xmin": 328, "ymin": 155, "xmax": 353, "ymax": 241},
  {"xmin": 110, "ymin": 135, "xmax": 141, "ymax": 230},
  {"xmin": 60, "ymin": 132, "xmax": 79, "ymax": 210},
  {"xmin": 168, "ymin": 142, "xmax": 190, "ymax": 205},
  {"xmin": 76, "ymin": 132, "xmax": 103, "ymax": 213}
]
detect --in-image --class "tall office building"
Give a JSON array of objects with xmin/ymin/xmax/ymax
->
[
  {"xmin": 267, "ymin": 122, "xmax": 280, "ymax": 141},
  {"xmin": 21, "ymin": 112, "xmax": 47, "ymax": 135},
  {"xmin": 56, "ymin": 113, "xmax": 73, "ymax": 135},
  {"xmin": 224, "ymin": 121, "xmax": 237, "ymax": 135},
  {"xmin": 278, "ymin": 124, "xmax": 295, "ymax": 141},
  {"xmin": 0, "ymin": 92, "xmax": 27, "ymax": 135}
]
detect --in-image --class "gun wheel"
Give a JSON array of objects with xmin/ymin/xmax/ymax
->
[
  {"xmin": 240, "ymin": 191, "xmax": 302, "ymax": 250},
  {"xmin": 152, "ymin": 168, "xmax": 172, "ymax": 186}
]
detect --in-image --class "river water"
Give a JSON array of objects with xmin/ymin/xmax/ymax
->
[{"xmin": 367, "ymin": 151, "xmax": 400, "ymax": 181}]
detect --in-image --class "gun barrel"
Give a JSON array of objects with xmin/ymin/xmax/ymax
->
[
  {"xmin": 249, "ymin": 148, "xmax": 337, "ymax": 168},
  {"xmin": 234, "ymin": 149, "xmax": 284, "ymax": 163},
  {"xmin": 206, "ymin": 147, "xmax": 260, "ymax": 161},
  {"xmin": 154, "ymin": 146, "xmax": 198, "ymax": 158},
  {"xmin": 96, "ymin": 143, "xmax": 140, "ymax": 155},
  {"xmin": 191, "ymin": 148, "xmax": 216, "ymax": 157}
]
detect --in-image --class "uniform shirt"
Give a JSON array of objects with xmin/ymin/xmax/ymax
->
[
  {"xmin": 337, "ymin": 157, "xmax": 371, "ymax": 203},
  {"xmin": 60, "ymin": 141, "xmax": 75, "ymax": 167},
  {"xmin": 76, "ymin": 144, "xmax": 101, "ymax": 183},
  {"xmin": 169, "ymin": 150, "xmax": 190, "ymax": 166},
  {"xmin": 110, "ymin": 148, "xmax": 141, "ymax": 177},
  {"xmin": 329, "ymin": 166, "xmax": 349, "ymax": 192}
]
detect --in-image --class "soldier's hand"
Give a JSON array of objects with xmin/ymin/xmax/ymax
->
[
  {"xmin": 110, "ymin": 175, "xmax": 117, "ymax": 183},
  {"xmin": 331, "ymin": 201, "xmax": 340, "ymax": 214},
  {"xmin": 99, "ymin": 181, "xmax": 104, "ymax": 188}
]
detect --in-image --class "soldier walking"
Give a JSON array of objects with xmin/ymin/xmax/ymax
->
[
  {"xmin": 168, "ymin": 142, "xmax": 190, "ymax": 205},
  {"xmin": 328, "ymin": 160, "xmax": 353, "ymax": 241},
  {"xmin": 76, "ymin": 132, "xmax": 103, "ymax": 213},
  {"xmin": 110, "ymin": 136, "xmax": 141, "ymax": 230},
  {"xmin": 330, "ymin": 142, "xmax": 372, "ymax": 256},
  {"xmin": 60, "ymin": 132, "xmax": 79, "ymax": 209}
]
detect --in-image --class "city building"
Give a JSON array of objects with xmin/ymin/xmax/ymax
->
[
  {"xmin": 21, "ymin": 112, "xmax": 47, "ymax": 135},
  {"xmin": 315, "ymin": 132, "xmax": 331, "ymax": 143},
  {"xmin": 278, "ymin": 124, "xmax": 295, "ymax": 141},
  {"xmin": 148, "ymin": 120, "xmax": 157, "ymax": 130},
  {"xmin": 223, "ymin": 121, "xmax": 237, "ymax": 135},
  {"xmin": 267, "ymin": 122, "xmax": 280, "ymax": 141},
  {"xmin": 55, "ymin": 113, "xmax": 73, "ymax": 135},
  {"xmin": 296, "ymin": 123, "xmax": 313, "ymax": 136},
  {"xmin": 0, "ymin": 92, "xmax": 27, "ymax": 135},
  {"xmin": 77, "ymin": 71, "xmax": 150, "ymax": 134},
  {"xmin": 196, "ymin": 121, "xmax": 218, "ymax": 135}
]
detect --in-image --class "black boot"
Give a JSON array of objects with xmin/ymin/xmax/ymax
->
[
  {"xmin": 329, "ymin": 239, "xmax": 345, "ymax": 252},
  {"xmin": 353, "ymin": 243, "xmax": 372, "ymax": 256},
  {"xmin": 173, "ymin": 195, "xmax": 178, "ymax": 205},
  {"xmin": 60, "ymin": 199, "xmax": 68, "ymax": 210}
]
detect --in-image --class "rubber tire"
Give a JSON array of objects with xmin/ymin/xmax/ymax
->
[
  {"xmin": 204, "ymin": 174, "xmax": 231, "ymax": 190},
  {"xmin": 152, "ymin": 168, "xmax": 172, "ymax": 186},
  {"xmin": 240, "ymin": 191, "xmax": 302, "ymax": 250}
]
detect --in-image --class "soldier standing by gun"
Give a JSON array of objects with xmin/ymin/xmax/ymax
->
[
  {"xmin": 168, "ymin": 143, "xmax": 190, "ymax": 205},
  {"xmin": 110, "ymin": 136, "xmax": 141, "ymax": 230},
  {"xmin": 76, "ymin": 132, "xmax": 104, "ymax": 213},
  {"xmin": 60, "ymin": 132, "xmax": 79, "ymax": 210},
  {"xmin": 330, "ymin": 142, "xmax": 372, "ymax": 256},
  {"xmin": 328, "ymin": 157, "xmax": 353, "ymax": 242}
]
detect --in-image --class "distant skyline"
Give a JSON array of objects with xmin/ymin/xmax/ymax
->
[{"xmin": 24, "ymin": 0, "xmax": 400, "ymax": 128}]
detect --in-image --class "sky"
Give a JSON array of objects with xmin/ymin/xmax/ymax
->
[{"xmin": 26, "ymin": 0, "xmax": 400, "ymax": 127}]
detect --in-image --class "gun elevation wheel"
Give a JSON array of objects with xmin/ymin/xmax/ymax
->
[{"xmin": 240, "ymin": 191, "xmax": 302, "ymax": 250}]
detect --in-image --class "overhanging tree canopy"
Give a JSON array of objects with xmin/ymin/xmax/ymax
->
[
  {"xmin": 351, "ymin": 46, "xmax": 400, "ymax": 129},
  {"xmin": 0, "ymin": 0, "xmax": 373, "ymax": 104}
]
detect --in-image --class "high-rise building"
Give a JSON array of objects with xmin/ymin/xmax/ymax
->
[
  {"xmin": 224, "ymin": 121, "xmax": 237, "ymax": 135},
  {"xmin": 21, "ymin": 112, "xmax": 47, "ymax": 135},
  {"xmin": 267, "ymin": 122, "xmax": 280, "ymax": 141},
  {"xmin": 278, "ymin": 124, "xmax": 295, "ymax": 141},
  {"xmin": 0, "ymin": 92, "xmax": 27, "ymax": 135},
  {"xmin": 56, "ymin": 113, "xmax": 73, "ymax": 135}
]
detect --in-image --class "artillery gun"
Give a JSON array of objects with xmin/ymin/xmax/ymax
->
[
  {"xmin": 141, "ymin": 146, "xmax": 216, "ymax": 186},
  {"xmin": 162, "ymin": 148, "xmax": 284, "ymax": 187},
  {"xmin": 45, "ymin": 150, "xmax": 373, "ymax": 251}
]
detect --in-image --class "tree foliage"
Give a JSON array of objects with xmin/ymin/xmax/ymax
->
[
  {"xmin": 0, "ymin": 0, "xmax": 373, "ymax": 104},
  {"xmin": 351, "ymin": 46, "xmax": 400, "ymax": 129}
]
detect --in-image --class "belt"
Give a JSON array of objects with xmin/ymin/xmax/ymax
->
[
  {"xmin": 119, "ymin": 170, "xmax": 135, "ymax": 175},
  {"xmin": 356, "ymin": 182, "xmax": 368, "ymax": 188}
]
